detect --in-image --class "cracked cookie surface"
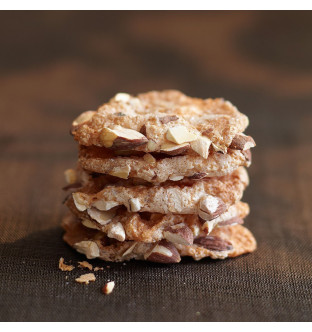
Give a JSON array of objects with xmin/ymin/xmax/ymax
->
[
  {"xmin": 79, "ymin": 145, "xmax": 251, "ymax": 183},
  {"xmin": 62, "ymin": 213, "xmax": 256, "ymax": 262},
  {"xmin": 72, "ymin": 90, "xmax": 253, "ymax": 155},
  {"xmin": 71, "ymin": 167, "xmax": 249, "ymax": 215}
]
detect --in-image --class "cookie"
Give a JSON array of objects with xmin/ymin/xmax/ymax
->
[
  {"xmin": 78, "ymin": 145, "xmax": 251, "ymax": 183},
  {"xmin": 71, "ymin": 167, "xmax": 249, "ymax": 218},
  {"xmin": 65, "ymin": 193, "xmax": 249, "ymax": 242},
  {"xmin": 72, "ymin": 90, "xmax": 255, "ymax": 156},
  {"xmin": 62, "ymin": 213, "xmax": 256, "ymax": 262}
]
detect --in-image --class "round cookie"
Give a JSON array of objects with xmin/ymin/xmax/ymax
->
[
  {"xmin": 62, "ymin": 213, "xmax": 256, "ymax": 263},
  {"xmin": 78, "ymin": 145, "xmax": 251, "ymax": 183},
  {"xmin": 72, "ymin": 90, "xmax": 255, "ymax": 156},
  {"xmin": 71, "ymin": 167, "xmax": 249, "ymax": 218},
  {"xmin": 65, "ymin": 195, "xmax": 249, "ymax": 243}
]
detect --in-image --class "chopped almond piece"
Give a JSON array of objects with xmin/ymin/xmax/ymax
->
[{"xmin": 102, "ymin": 281, "xmax": 115, "ymax": 294}]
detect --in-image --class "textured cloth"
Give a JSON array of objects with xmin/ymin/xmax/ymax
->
[{"xmin": 0, "ymin": 11, "xmax": 312, "ymax": 321}]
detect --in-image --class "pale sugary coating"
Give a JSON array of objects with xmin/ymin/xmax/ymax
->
[
  {"xmin": 62, "ymin": 213, "xmax": 256, "ymax": 262},
  {"xmin": 72, "ymin": 167, "xmax": 249, "ymax": 215},
  {"xmin": 65, "ymin": 195, "xmax": 249, "ymax": 243},
  {"xmin": 79, "ymin": 145, "xmax": 251, "ymax": 183},
  {"xmin": 72, "ymin": 90, "xmax": 250, "ymax": 154}
]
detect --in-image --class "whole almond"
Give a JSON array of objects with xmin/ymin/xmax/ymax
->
[{"xmin": 194, "ymin": 236, "xmax": 233, "ymax": 251}]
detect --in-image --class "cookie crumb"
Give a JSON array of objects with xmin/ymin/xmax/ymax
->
[
  {"xmin": 102, "ymin": 281, "xmax": 115, "ymax": 294},
  {"xmin": 78, "ymin": 261, "xmax": 93, "ymax": 271},
  {"xmin": 59, "ymin": 257, "xmax": 75, "ymax": 271},
  {"xmin": 94, "ymin": 267, "xmax": 104, "ymax": 271},
  {"xmin": 75, "ymin": 273, "xmax": 96, "ymax": 284}
]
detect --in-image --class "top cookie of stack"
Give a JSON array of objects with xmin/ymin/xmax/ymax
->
[{"xmin": 72, "ymin": 90, "xmax": 255, "ymax": 183}]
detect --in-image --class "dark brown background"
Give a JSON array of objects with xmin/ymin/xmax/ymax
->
[{"xmin": 0, "ymin": 11, "xmax": 311, "ymax": 321}]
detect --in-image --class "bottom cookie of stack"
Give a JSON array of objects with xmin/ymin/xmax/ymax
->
[{"xmin": 62, "ymin": 213, "xmax": 256, "ymax": 263}]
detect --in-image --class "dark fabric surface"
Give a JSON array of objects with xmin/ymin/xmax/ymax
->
[{"xmin": 0, "ymin": 11, "xmax": 312, "ymax": 321}]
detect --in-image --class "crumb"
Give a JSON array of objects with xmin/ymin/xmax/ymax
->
[
  {"xmin": 59, "ymin": 257, "xmax": 75, "ymax": 271},
  {"xmin": 102, "ymin": 281, "xmax": 115, "ymax": 294},
  {"xmin": 94, "ymin": 267, "xmax": 104, "ymax": 271},
  {"xmin": 78, "ymin": 261, "xmax": 93, "ymax": 271},
  {"xmin": 75, "ymin": 273, "xmax": 96, "ymax": 284},
  {"xmin": 65, "ymin": 276, "xmax": 68, "ymax": 280},
  {"xmin": 122, "ymin": 263, "xmax": 126, "ymax": 266},
  {"xmin": 106, "ymin": 266, "xmax": 110, "ymax": 269},
  {"xmin": 196, "ymin": 312, "xmax": 201, "ymax": 316}
]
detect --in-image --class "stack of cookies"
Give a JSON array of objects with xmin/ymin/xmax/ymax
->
[{"xmin": 62, "ymin": 90, "xmax": 256, "ymax": 263}]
